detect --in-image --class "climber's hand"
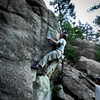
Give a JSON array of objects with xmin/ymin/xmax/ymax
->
[
  {"xmin": 47, "ymin": 36, "xmax": 51, "ymax": 40},
  {"xmin": 46, "ymin": 36, "xmax": 59, "ymax": 45}
]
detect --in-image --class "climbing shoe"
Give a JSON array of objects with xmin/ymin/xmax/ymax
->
[
  {"xmin": 31, "ymin": 66, "xmax": 40, "ymax": 70},
  {"xmin": 37, "ymin": 73, "xmax": 44, "ymax": 76}
]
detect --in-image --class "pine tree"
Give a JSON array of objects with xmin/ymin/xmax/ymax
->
[
  {"xmin": 88, "ymin": 3, "xmax": 100, "ymax": 40},
  {"xmin": 88, "ymin": 4, "xmax": 100, "ymax": 11},
  {"xmin": 94, "ymin": 16, "xmax": 100, "ymax": 27},
  {"xmin": 50, "ymin": 0, "xmax": 76, "ymax": 28},
  {"xmin": 77, "ymin": 21, "xmax": 98, "ymax": 41}
]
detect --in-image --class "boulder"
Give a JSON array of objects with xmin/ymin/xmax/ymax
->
[
  {"xmin": 76, "ymin": 56, "xmax": 100, "ymax": 77},
  {"xmin": 62, "ymin": 66, "xmax": 95, "ymax": 100},
  {"xmin": 57, "ymin": 84, "xmax": 75, "ymax": 100},
  {"xmin": 33, "ymin": 60, "xmax": 59, "ymax": 100},
  {"xmin": 52, "ymin": 84, "xmax": 75, "ymax": 100},
  {"xmin": 0, "ymin": 59, "xmax": 34, "ymax": 100},
  {"xmin": 72, "ymin": 38, "xmax": 98, "ymax": 60},
  {"xmin": 0, "ymin": 0, "xmax": 59, "ymax": 100}
]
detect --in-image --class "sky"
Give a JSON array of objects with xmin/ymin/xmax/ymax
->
[{"xmin": 43, "ymin": 0, "xmax": 100, "ymax": 31}]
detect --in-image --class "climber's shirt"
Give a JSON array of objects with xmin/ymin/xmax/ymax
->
[
  {"xmin": 56, "ymin": 38, "xmax": 66, "ymax": 54},
  {"xmin": 95, "ymin": 85, "xmax": 100, "ymax": 100}
]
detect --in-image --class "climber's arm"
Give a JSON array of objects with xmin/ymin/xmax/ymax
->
[{"xmin": 47, "ymin": 37, "xmax": 59, "ymax": 45}]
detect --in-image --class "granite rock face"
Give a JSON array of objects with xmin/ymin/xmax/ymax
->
[
  {"xmin": 62, "ymin": 66, "xmax": 95, "ymax": 100},
  {"xmin": 76, "ymin": 56, "xmax": 100, "ymax": 77},
  {"xmin": 0, "ymin": 0, "xmax": 100, "ymax": 100},
  {"xmin": 0, "ymin": 0, "xmax": 59, "ymax": 62},
  {"xmin": 72, "ymin": 38, "xmax": 98, "ymax": 60},
  {"xmin": 0, "ymin": 0, "xmax": 59, "ymax": 100}
]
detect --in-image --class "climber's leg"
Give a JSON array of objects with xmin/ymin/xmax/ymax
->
[{"xmin": 38, "ymin": 50, "xmax": 61, "ymax": 68}]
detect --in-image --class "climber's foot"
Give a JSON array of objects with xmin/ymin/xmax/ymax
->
[
  {"xmin": 31, "ymin": 66, "xmax": 40, "ymax": 70},
  {"xmin": 37, "ymin": 73, "xmax": 44, "ymax": 76}
]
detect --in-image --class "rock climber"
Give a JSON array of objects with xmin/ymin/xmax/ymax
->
[
  {"xmin": 80, "ymin": 73, "xmax": 100, "ymax": 100},
  {"xmin": 31, "ymin": 31, "xmax": 67, "ymax": 71}
]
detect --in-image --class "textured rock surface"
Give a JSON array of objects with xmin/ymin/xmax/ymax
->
[
  {"xmin": 0, "ymin": 0, "xmax": 59, "ymax": 100},
  {"xmin": 72, "ymin": 38, "xmax": 98, "ymax": 60},
  {"xmin": 0, "ymin": 0, "xmax": 100, "ymax": 100},
  {"xmin": 0, "ymin": 59, "xmax": 33, "ymax": 100},
  {"xmin": 33, "ymin": 60, "xmax": 59, "ymax": 100},
  {"xmin": 76, "ymin": 56, "xmax": 100, "ymax": 77},
  {"xmin": 0, "ymin": 0, "xmax": 59, "ymax": 61},
  {"xmin": 57, "ymin": 84, "xmax": 75, "ymax": 100},
  {"xmin": 33, "ymin": 75, "xmax": 51, "ymax": 100},
  {"xmin": 62, "ymin": 65, "xmax": 95, "ymax": 100}
]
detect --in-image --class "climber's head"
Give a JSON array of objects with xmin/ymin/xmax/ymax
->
[{"xmin": 60, "ymin": 34, "xmax": 68, "ymax": 40}]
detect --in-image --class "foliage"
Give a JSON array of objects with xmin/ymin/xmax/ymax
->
[
  {"xmin": 88, "ymin": 4, "xmax": 100, "ymax": 12},
  {"xmin": 50, "ymin": 0, "xmax": 80, "ymax": 63},
  {"xmin": 50, "ymin": 0, "xmax": 100, "ymax": 63},
  {"xmin": 62, "ymin": 22, "xmax": 81, "ymax": 64},
  {"xmin": 62, "ymin": 21, "xmax": 83, "ymax": 38},
  {"xmin": 77, "ymin": 21, "xmax": 98, "ymax": 41},
  {"xmin": 96, "ymin": 46, "xmax": 100, "ymax": 62},
  {"xmin": 64, "ymin": 43, "xmax": 79, "ymax": 64},
  {"xmin": 88, "ymin": 3, "xmax": 100, "ymax": 61},
  {"xmin": 73, "ymin": 26, "xmax": 84, "ymax": 39},
  {"xmin": 94, "ymin": 16, "xmax": 100, "ymax": 26},
  {"xmin": 50, "ymin": 0, "xmax": 76, "ymax": 27},
  {"xmin": 88, "ymin": 4, "xmax": 100, "ymax": 41},
  {"xmin": 61, "ymin": 21, "xmax": 73, "ymax": 34},
  {"xmin": 62, "ymin": 21, "xmax": 83, "ymax": 42},
  {"xmin": 52, "ymin": 85, "xmax": 61, "ymax": 100},
  {"xmin": 88, "ymin": 3, "xmax": 100, "ymax": 36}
]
